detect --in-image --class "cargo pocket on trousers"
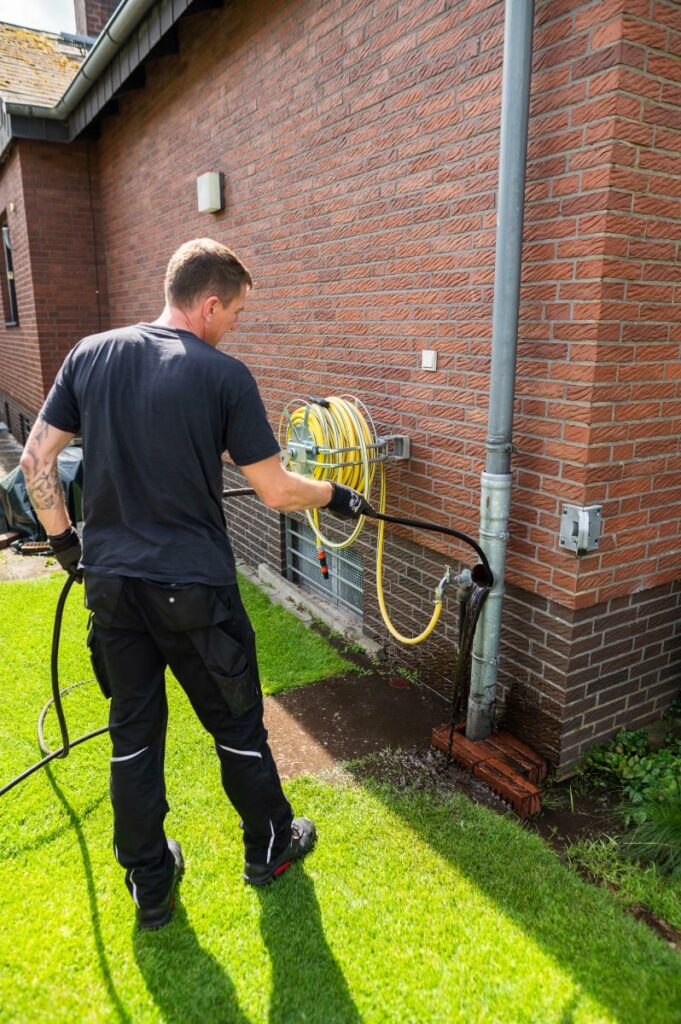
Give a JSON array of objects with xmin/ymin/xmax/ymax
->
[
  {"xmin": 188, "ymin": 622, "xmax": 261, "ymax": 718},
  {"xmin": 84, "ymin": 574, "xmax": 124, "ymax": 629},
  {"xmin": 87, "ymin": 615, "xmax": 112, "ymax": 699}
]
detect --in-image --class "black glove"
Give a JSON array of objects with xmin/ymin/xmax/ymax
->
[
  {"xmin": 326, "ymin": 483, "xmax": 374, "ymax": 519},
  {"xmin": 48, "ymin": 526, "xmax": 83, "ymax": 582}
]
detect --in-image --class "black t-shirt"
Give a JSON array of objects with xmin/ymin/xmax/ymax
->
[{"xmin": 39, "ymin": 324, "xmax": 280, "ymax": 584}]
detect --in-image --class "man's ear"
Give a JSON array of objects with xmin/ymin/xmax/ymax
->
[
  {"xmin": 201, "ymin": 294, "xmax": 221, "ymax": 321},
  {"xmin": 205, "ymin": 294, "xmax": 222, "ymax": 317}
]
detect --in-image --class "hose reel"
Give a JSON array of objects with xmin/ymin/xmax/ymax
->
[{"xmin": 278, "ymin": 395, "xmax": 492, "ymax": 649}]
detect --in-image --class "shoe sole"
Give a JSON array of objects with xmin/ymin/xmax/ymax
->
[{"xmin": 244, "ymin": 860, "xmax": 295, "ymax": 886}]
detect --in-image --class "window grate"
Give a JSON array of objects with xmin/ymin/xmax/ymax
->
[{"xmin": 285, "ymin": 516, "xmax": 363, "ymax": 616}]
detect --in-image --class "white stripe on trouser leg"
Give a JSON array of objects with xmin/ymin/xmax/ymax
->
[
  {"xmin": 130, "ymin": 869, "xmax": 139, "ymax": 907},
  {"xmin": 217, "ymin": 744, "xmax": 262, "ymax": 759},
  {"xmin": 111, "ymin": 746, "xmax": 149, "ymax": 763},
  {"xmin": 266, "ymin": 819, "xmax": 275, "ymax": 865}
]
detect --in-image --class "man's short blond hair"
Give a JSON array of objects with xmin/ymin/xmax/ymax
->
[{"xmin": 164, "ymin": 238, "xmax": 252, "ymax": 308}]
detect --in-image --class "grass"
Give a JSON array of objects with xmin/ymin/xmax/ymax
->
[
  {"xmin": 566, "ymin": 836, "xmax": 681, "ymax": 931},
  {"xmin": 1, "ymin": 575, "xmax": 681, "ymax": 1023},
  {"xmin": 236, "ymin": 574, "xmax": 356, "ymax": 693}
]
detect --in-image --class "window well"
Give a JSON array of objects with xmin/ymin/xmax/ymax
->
[{"xmin": 285, "ymin": 515, "xmax": 363, "ymax": 616}]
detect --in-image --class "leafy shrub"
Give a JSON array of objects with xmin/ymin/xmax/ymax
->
[{"xmin": 579, "ymin": 728, "xmax": 681, "ymax": 824}]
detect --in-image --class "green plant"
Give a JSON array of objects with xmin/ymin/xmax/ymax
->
[
  {"xmin": 579, "ymin": 728, "xmax": 681, "ymax": 823},
  {"xmin": 620, "ymin": 794, "xmax": 681, "ymax": 880}
]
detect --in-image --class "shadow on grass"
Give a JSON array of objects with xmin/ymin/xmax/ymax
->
[
  {"xmin": 256, "ymin": 868, "xmax": 362, "ymax": 1024},
  {"xmin": 131, "ymin": 867, "xmax": 363, "ymax": 1024},
  {"xmin": 342, "ymin": 764, "xmax": 681, "ymax": 1023},
  {"xmin": 45, "ymin": 767, "xmax": 132, "ymax": 1024},
  {"xmin": 133, "ymin": 899, "xmax": 250, "ymax": 1024}
]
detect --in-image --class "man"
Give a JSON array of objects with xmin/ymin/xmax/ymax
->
[{"xmin": 20, "ymin": 238, "xmax": 368, "ymax": 930}]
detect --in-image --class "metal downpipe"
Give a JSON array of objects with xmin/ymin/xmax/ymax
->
[{"xmin": 466, "ymin": 0, "xmax": 535, "ymax": 740}]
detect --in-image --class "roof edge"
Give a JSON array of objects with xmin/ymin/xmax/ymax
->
[{"xmin": 3, "ymin": 0, "xmax": 158, "ymax": 122}]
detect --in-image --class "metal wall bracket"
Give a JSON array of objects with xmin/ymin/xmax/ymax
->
[
  {"xmin": 559, "ymin": 504, "xmax": 602, "ymax": 555},
  {"xmin": 285, "ymin": 433, "xmax": 410, "ymax": 476}
]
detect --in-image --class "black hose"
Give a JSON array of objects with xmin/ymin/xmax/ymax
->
[
  {"xmin": 369, "ymin": 510, "xmax": 493, "ymax": 587},
  {"xmin": 0, "ymin": 576, "xmax": 108, "ymax": 799},
  {"xmin": 223, "ymin": 487, "xmax": 494, "ymax": 586},
  {"xmin": 0, "ymin": 727, "xmax": 109, "ymax": 797},
  {"xmin": 50, "ymin": 574, "xmax": 76, "ymax": 757}
]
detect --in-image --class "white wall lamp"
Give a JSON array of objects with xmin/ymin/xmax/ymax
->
[{"xmin": 196, "ymin": 172, "xmax": 224, "ymax": 214}]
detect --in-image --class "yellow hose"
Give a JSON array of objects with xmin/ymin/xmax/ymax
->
[{"xmin": 280, "ymin": 397, "xmax": 443, "ymax": 644}]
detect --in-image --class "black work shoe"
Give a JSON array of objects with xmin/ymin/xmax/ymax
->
[
  {"xmin": 243, "ymin": 817, "xmax": 316, "ymax": 886},
  {"xmin": 136, "ymin": 839, "xmax": 184, "ymax": 931}
]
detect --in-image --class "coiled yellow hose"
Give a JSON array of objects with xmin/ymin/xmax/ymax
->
[{"xmin": 279, "ymin": 396, "xmax": 444, "ymax": 644}]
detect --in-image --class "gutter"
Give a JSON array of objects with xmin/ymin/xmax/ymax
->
[{"xmin": 4, "ymin": 0, "xmax": 157, "ymax": 121}]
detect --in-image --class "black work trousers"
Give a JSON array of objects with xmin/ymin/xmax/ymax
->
[{"xmin": 84, "ymin": 573, "xmax": 293, "ymax": 909}]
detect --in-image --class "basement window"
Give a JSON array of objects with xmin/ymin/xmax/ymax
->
[
  {"xmin": 1, "ymin": 221, "xmax": 18, "ymax": 326},
  {"xmin": 19, "ymin": 413, "xmax": 32, "ymax": 444},
  {"xmin": 285, "ymin": 515, "xmax": 363, "ymax": 616}
]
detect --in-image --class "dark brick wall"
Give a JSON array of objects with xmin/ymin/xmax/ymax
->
[
  {"xmin": 222, "ymin": 462, "xmax": 285, "ymax": 573},
  {"xmin": 559, "ymin": 581, "xmax": 681, "ymax": 771}
]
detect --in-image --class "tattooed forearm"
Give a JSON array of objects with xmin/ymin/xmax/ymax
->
[
  {"xmin": 19, "ymin": 417, "xmax": 71, "ymax": 532},
  {"xmin": 22, "ymin": 446, "xmax": 61, "ymax": 509}
]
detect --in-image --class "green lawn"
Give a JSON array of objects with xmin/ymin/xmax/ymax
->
[{"xmin": 1, "ymin": 576, "xmax": 680, "ymax": 1023}]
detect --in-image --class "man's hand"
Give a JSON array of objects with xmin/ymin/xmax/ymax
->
[
  {"xmin": 48, "ymin": 526, "xmax": 83, "ymax": 582},
  {"xmin": 325, "ymin": 483, "xmax": 374, "ymax": 519}
]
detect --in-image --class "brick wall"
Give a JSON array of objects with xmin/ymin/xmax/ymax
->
[
  {"xmin": 74, "ymin": 0, "xmax": 118, "ymax": 38},
  {"xmin": 226, "ymin": 487, "xmax": 680, "ymax": 771},
  {"xmin": 0, "ymin": 388, "xmax": 36, "ymax": 443},
  {"xmin": 19, "ymin": 141, "xmax": 108, "ymax": 396},
  {"xmin": 1, "ymin": 0, "xmax": 679, "ymax": 769},
  {"xmin": 92, "ymin": 0, "xmax": 680, "ymax": 618},
  {"xmin": 0, "ymin": 145, "xmax": 43, "ymax": 416},
  {"xmin": 0, "ymin": 139, "xmax": 107, "ymax": 416},
  {"xmin": 510, "ymin": 0, "xmax": 681, "ymax": 611}
]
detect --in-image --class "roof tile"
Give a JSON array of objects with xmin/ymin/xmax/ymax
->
[{"xmin": 0, "ymin": 23, "xmax": 89, "ymax": 107}]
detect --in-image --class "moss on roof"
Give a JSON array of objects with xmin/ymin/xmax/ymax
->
[{"xmin": 0, "ymin": 23, "xmax": 89, "ymax": 107}]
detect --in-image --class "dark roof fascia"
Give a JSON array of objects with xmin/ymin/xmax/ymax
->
[
  {"xmin": 68, "ymin": 0, "xmax": 191, "ymax": 141},
  {"xmin": 0, "ymin": 0, "xmax": 207, "ymax": 161}
]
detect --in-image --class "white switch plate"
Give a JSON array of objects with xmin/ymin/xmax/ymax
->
[{"xmin": 421, "ymin": 349, "xmax": 437, "ymax": 371}]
